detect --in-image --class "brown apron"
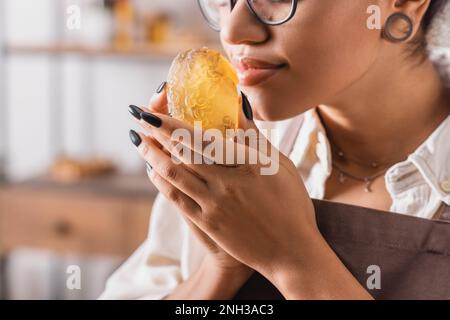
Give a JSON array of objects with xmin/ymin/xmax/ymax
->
[{"xmin": 234, "ymin": 199, "xmax": 450, "ymax": 300}]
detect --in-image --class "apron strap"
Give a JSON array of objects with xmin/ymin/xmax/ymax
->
[{"xmin": 434, "ymin": 202, "xmax": 450, "ymax": 222}]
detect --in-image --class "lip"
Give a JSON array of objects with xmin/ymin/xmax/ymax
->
[{"xmin": 232, "ymin": 56, "xmax": 286, "ymax": 86}]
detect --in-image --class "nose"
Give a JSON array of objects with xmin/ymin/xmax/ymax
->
[{"xmin": 220, "ymin": 0, "xmax": 269, "ymax": 46}]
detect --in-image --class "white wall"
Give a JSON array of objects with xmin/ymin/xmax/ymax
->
[{"xmin": 6, "ymin": 54, "xmax": 171, "ymax": 180}]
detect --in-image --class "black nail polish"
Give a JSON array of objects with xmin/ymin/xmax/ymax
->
[
  {"xmin": 146, "ymin": 162, "xmax": 153, "ymax": 171},
  {"xmin": 141, "ymin": 112, "xmax": 162, "ymax": 128},
  {"xmin": 156, "ymin": 81, "xmax": 167, "ymax": 94},
  {"xmin": 242, "ymin": 93, "xmax": 253, "ymax": 121},
  {"xmin": 129, "ymin": 130, "xmax": 142, "ymax": 147},
  {"xmin": 128, "ymin": 105, "xmax": 143, "ymax": 120}
]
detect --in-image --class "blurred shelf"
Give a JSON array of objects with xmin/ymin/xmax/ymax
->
[
  {"xmin": 0, "ymin": 173, "xmax": 158, "ymax": 199},
  {"xmin": 0, "ymin": 173, "xmax": 158, "ymax": 257},
  {"xmin": 5, "ymin": 42, "xmax": 222, "ymax": 61}
]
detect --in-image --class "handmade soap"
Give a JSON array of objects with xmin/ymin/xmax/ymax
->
[{"xmin": 167, "ymin": 47, "xmax": 240, "ymax": 137}]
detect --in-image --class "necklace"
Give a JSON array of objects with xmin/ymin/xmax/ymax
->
[
  {"xmin": 331, "ymin": 161, "xmax": 388, "ymax": 193},
  {"xmin": 331, "ymin": 144, "xmax": 386, "ymax": 169},
  {"xmin": 330, "ymin": 142, "xmax": 407, "ymax": 192},
  {"xmin": 315, "ymin": 107, "xmax": 404, "ymax": 193}
]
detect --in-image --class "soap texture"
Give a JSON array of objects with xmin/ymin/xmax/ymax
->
[{"xmin": 167, "ymin": 47, "xmax": 240, "ymax": 137}]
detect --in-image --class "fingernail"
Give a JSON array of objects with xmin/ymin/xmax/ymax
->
[
  {"xmin": 141, "ymin": 112, "xmax": 162, "ymax": 128},
  {"xmin": 128, "ymin": 105, "xmax": 143, "ymax": 120},
  {"xmin": 242, "ymin": 92, "xmax": 253, "ymax": 121},
  {"xmin": 129, "ymin": 130, "xmax": 142, "ymax": 147},
  {"xmin": 156, "ymin": 81, "xmax": 167, "ymax": 94},
  {"xmin": 146, "ymin": 162, "xmax": 153, "ymax": 171}
]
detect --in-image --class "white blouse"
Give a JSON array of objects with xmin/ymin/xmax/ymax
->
[{"xmin": 99, "ymin": 107, "xmax": 450, "ymax": 300}]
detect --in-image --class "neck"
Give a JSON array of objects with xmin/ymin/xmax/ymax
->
[{"xmin": 318, "ymin": 54, "xmax": 450, "ymax": 167}]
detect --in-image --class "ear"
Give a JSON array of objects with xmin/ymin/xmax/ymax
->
[{"xmin": 393, "ymin": 0, "xmax": 431, "ymax": 34}]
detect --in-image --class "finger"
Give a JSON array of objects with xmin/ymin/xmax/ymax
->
[
  {"xmin": 140, "ymin": 133, "xmax": 208, "ymax": 194},
  {"xmin": 150, "ymin": 128, "xmax": 214, "ymax": 169},
  {"xmin": 142, "ymin": 133, "xmax": 164, "ymax": 151},
  {"xmin": 127, "ymin": 81, "xmax": 168, "ymax": 121},
  {"xmin": 138, "ymin": 111, "xmax": 269, "ymax": 174},
  {"xmin": 147, "ymin": 167, "xmax": 202, "ymax": 217},
  {"xmin": 238, "ymin": 92, "xmax": 254, "ymax": 130},
  {"xmin": 138, "ymin": 112, "xmax": 225, "ymax": 164},
  {"xmin": 144, "ymin": 129, "xmax": 210, "ymax": 182},
  {"xmin": 144, "ymin": 163, "xmax": 213, "ymax": 248},
  {"xmin": 145, "ymin": 81, "xmax": 168, "ymax": 114},
  {"xmin": 237, "ymin": 92, "xmax": 269, "ymax": 146},
  {"xmin": 129, "ymin": 108, "xmax": 164, "ymax": 150},
  {"xmin": 128, "ymin": 103, "xmax": 165, "ymax": 151},
  {"xmin": 236, "ymin": 92, "xmax": 278, "ymax": 160},
  {"xmin": 131, "ymin": 130, "xmax": 209, "ymax": 202}
]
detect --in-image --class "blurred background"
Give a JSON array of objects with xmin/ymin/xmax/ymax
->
[{"xmin": 0, "ymin": 0, "xmax": 218, "ymax": 299}]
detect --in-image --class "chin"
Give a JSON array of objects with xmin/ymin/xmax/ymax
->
[
  {"xmin": 243, "ymin": 78, "xmax": 319, "ymax": 121},
  {"xmin": 243, "ymin": 88, "xmax": 280, "ymax": 121},
  {"xmin": 253, "ymin": 107, "xmax": 284, "ymax": 121},
  {"xmin": 245, "ymin": 90, "xmax": 312, "ymax": 122}
]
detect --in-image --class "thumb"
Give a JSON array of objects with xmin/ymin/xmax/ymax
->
[
  {"xmin": 238, "ymin": 91, "xmax": 255, "ymax": 130},
  {"xmin": 145, "ymin": 81, "xmax": 169, "ymax": 115},
  {"xmin": 237, "ymin": 92, "xmax": 272, "ymax": 150}
]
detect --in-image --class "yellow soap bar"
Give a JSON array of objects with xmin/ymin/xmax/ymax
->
[{"xmin": 167, "ymin": 47, "xmax": 240, "ymax": 137}]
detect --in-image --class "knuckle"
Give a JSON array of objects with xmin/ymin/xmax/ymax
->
[
  {"xmin": 222, "ymin": 182, "xmax": 237, "ymax": 198},
  {"xmin": 175, "ymin": 196, "xmax": 189, "ymax": 211},
  {"xmin": 147, "ymin": 170, "xmax": 154, "ymax": 181},
  {"xmin": 160, "ymin": 164, "xmax": 178, "ymax": 181},
  {"xmin": 213, "ymin": 182, "xmax": 231, "ymax": 202},
  {"xmin": 169, "ymin": 138, "xmax": 182, "ymax": 149},
  {"xmin": 206, "ymin": 196, "xmax": 227, "ymax": 218},
  {"xmin": 238, "ymin": 164, "xmax": 257, "ymax": 177},
  {"xmin": 202, "ymin": 211, "xmax": 221, "ymax": 232},
  {"xmin": 169, "ymin": 139, "xmax": 185, "ymax": 158},
  {"xmin": 206, "ymin": 200, "xmax": 222, "ymax": 215},
  {"xmin": 141, "ymin": 143, "xmax": 151, "ymax": 159},
  {"xmin": 166, "ymin": 187, "xmax": 180, "ymax": 203},
  {"xmin": 148, "ymin": 168, "xmax": 158, "ymax": 182}
]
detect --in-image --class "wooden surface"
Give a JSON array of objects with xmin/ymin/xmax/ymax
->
[{"xmin": 0, "ymin": 174, "xmax": 158, "ymax": 257}]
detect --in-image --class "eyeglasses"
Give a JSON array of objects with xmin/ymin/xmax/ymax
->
[{"xmin": 197, "ymin": 0, "xmax": 298, "ymax": 31}]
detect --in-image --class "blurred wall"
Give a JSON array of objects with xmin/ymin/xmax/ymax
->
[
  {"xmin": 2, "ymin": 0, "xmax": 212, "ymax": 181},
  {"xmin": 0, "ymin": 0, "xmax": 214, "ymax": 299}
]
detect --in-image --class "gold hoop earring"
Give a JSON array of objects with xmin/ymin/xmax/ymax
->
[{"xmin": 383, "ymin": 12, "xmax": 414, "ymax": 43}]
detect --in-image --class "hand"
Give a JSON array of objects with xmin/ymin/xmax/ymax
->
[
  {"xmin": 130, "ymin": 87, "xmax": 321, "ymax": 283},
  {"xmin": 130, "ymin": 87, "xmax": 372, "ymax": 299},
  {"xmin": 130, "ymin": 83, "xmax": 253, "ymax": 277}
]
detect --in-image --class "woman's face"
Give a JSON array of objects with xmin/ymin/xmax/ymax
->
[{"xmin": 220, "ymin": 0, "xmax": 386, "ymax": 121}]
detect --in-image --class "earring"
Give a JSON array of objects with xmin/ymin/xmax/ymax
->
[{"xmin": 383, "ymin": 12, "xmax": 414, "ymax": 43}]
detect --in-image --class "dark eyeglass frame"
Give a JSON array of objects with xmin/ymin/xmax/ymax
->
[{"xmin": 197, "ymin": 0, "xmax": 298, "ymax": 32}]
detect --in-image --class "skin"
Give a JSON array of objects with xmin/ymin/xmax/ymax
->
[{"xmin": 132, "ymin": 0, "xmax": 450, "ymax": 299}]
